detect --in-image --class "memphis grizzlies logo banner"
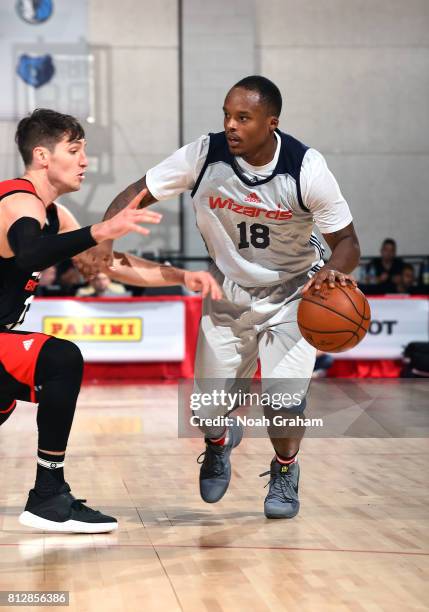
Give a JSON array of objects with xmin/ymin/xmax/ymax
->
[
  {"xmin": 16, "ymin": 54, "xmax": 55, "ymax": 88},
  {"xmin": 16, "ymin": 0, "xmax": 54, "ymax": 24},
  {"xmin": 0, "ymin": 0, "xmax": 88, "ymax": 120}
]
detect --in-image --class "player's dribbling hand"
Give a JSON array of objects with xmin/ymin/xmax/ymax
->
[
  {"xmin": 184, "ymin": 271, "xmax": 223, "ymax": 300},
  {"xmin": 302, "ymin": 267, "xmax": 357, "ymax": 294}
]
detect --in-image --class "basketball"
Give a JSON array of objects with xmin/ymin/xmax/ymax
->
[{"xmin": 297, "ymin": 281, "xmax": 371, "ymax": 353}]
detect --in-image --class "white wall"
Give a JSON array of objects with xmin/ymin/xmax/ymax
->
[
  {"xmin": 256, "ymin": 0, "xmax": 429, "ymax": 256},
  {"xmin": 181, "ymin": 0, "xmax": 256, "ymax": 258},
  {"xmin": 85, "ymin": 0, "xmax": 180, "ymax": 254}
]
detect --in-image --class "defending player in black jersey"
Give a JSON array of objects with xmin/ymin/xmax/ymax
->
[{"xmin": 0, "ymin": 109, "xmax": 221, "ymax": 533}]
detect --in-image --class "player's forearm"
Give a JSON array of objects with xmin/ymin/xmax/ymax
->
[
  {"xmin": 8, "ymin": 217, "xmax": 97, "ymax": 271},
  {"xmin": 326, "ymin": 236, "xmax": 361, "ymax": 274},
  {"xmin": 108, "ymin": 252, "xmax": 185, "ymax": 287},
  {"xmin": 103, "ymin": 177, "xmax": 157, "ymax": 220}
]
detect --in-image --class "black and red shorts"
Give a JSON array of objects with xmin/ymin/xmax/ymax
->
[{"xmin": 0, "ymin": 329, "xmax": 51, "ymax": 423}]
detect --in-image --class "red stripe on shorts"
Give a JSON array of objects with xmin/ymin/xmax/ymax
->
[{"xmin": 0, "ymin": 399, "xmax": 17, "ymax": 414}]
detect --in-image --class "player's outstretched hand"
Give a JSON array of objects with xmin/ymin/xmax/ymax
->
[
  {"xmin": 184, "ymin": 271, "xmax": 223, "ymax": 300},
  {"xmin": 302, "ymin": 267, "xmax": 357, "ymax": 294},
  {"xmin": 92, "ymin": 189, "xmax": 162, "ymax": 242}
]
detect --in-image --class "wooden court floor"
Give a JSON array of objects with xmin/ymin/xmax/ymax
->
[{"xmin": 0, "ymin": 382, "xmax": 428, "ymax": 612}]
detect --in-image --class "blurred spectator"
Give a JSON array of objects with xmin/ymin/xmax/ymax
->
[
  {"xmin": 77, "ymin": 273, "xmax": 130, "ymax": 297},
  {"xmin": 391, "ymin": 263, "xmax": 427, "ymax": 295},
  {"xmin": 422, "ymin": 258, "xmax": 429, "ymax": 286},
  {"xmin": 39, "ymin": 266, "xmax": 56, "ymax": 287},
  {"xmin": 36, "ymin": 266, "xmax": 62, "ymax": 296},
  {"xmin": 366, "ymin": 238, "xmax": 404, "ymax": 288},
  {"xmin": 395, "ymin": 263, "xmax": 416, "ymax": 293},
  {"xmin": 56, "ymin": 260, "xmax": 84, "ymax": 296},
  {"xmin": 312, "ymin": 351, "xmax": 334, "ymax": 378}
]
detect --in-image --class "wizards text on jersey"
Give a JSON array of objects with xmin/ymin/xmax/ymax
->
[{"xmin": 209, "ymin": 196, "xmax": 294, "ymax": 221}]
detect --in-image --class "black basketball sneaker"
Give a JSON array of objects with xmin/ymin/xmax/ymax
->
[{"xmin": 19, "ymin": 483, "xmax": 118, "ymax": 533}]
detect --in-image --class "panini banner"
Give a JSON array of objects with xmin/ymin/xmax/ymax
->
[{"xmin": 24, "ymin": 298, "xmax": 185, "ymax": 362}]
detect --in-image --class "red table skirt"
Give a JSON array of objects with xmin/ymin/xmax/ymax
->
[{"xmin": 328, "ymin": 359, "xmax": 402, "ymax": 378}]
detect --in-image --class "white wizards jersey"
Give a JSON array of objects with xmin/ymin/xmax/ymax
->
[{"xmin": 146, "ymin": 129, "xmax": 352, "ymax": 288}]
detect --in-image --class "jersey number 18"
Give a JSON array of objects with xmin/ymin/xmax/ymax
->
[{"xmin": 237, "ymin": 222, "xmax": 270, "ymax": 249}]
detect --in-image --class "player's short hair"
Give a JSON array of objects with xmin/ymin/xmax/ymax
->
[
  {"xmin": 382, "ymin": 238, "xmax": 396, "ymax": 249},
  {"xmin": 231, "ymin": 75, "xmax": 282, "ymax": 117},
  {"xmin": 15, "ymin": 108, "xmax": 85, "ymax": 166}
]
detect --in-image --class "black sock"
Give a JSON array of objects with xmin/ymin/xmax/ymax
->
[{"xmin": 34, "ymin": 450, "xmax": 66, "ymax": 497}]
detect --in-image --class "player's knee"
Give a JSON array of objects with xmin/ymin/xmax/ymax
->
[
  {"xmin": 57, "ymin": 339, "xmax": 83, "ymax": 370},
  {"xmin": 264, "ymin": 396, "xmax": 307, "ymax": 417},
  {"xmin": 37, "ymin": 337, "xmax": 84, "ymax": 383},
  {"xmin": 54, "ymin": 338, "xmax": 84, "ymax": 379},
  {"xmin": 264, "ymin": 396, "xmax": 307, "ymax": 438}
]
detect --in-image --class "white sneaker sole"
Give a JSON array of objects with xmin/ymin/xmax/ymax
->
[{"xmin": 19, "ymin": 511, "xmax": 118, "ymax": 533}]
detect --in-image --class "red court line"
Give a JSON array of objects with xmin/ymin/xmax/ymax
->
[{"xmin": 0, "ymin": 542, "xmax": 427, "ymax": 556}]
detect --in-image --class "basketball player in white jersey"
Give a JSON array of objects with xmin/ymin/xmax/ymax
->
[{"xmin": 93, "ymin": 76, "xmax": 360, "ymax": 519}]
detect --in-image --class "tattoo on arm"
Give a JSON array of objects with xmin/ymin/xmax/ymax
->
[
  {"xmin": 103, "ymin": 176, "xmax": 157, "ymax": 220},
  {"xmin": 112, "ymin": 251, "xmax": 131, "ymax": 266},
  {"xmin": 112, "ymin": 251, "xmax": 184, "ymax": 286}
]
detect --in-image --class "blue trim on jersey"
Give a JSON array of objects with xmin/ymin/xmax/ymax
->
[{"xmin": 191, "ymin": 130, "xmax": 310, "ymax": 210}]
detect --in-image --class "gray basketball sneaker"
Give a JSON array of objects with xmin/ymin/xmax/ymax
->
[
  {"xmin": 260, "ymin": 458, "xmax": 300, "ymax": 519},
  {"xmin": 197, "ymin": 419, "xmax": 243, "ymax": 503}
]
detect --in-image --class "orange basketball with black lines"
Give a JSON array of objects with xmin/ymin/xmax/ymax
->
[{"xmin": 297, "ymin": 281, "xmax": 371, "ymax": 353}]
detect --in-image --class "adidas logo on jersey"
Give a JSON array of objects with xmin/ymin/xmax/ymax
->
[
  {"xmin": 244, "ymin": 192, "xmax": 261, "ymax": 203},
  {"xmin": 23, "ymin": 339, "xmax": 34, "ymax": 351}
]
